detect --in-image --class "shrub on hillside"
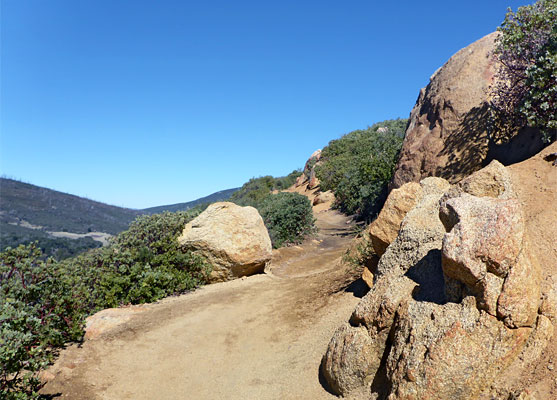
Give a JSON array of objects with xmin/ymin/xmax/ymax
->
[
  {"xmin": 0, "ymin": 210, "xmax": 210, "ymax": 399},
  {"xmin": 229, "ymin": 170, "xmax": 302, "ymax": 208},
  {"xmin": 64, "ymin": 211, "xmax": 211, "ymax": 308},
  {"xmin": 0, "ymin": 244, "xmax": 85, "ymax": 399},
  {"xmin": 259, "ymin": 192, "xmax": 316, "ymax": 248},
  {"xmin": 316, "ymin": 119, "xmax": 406, "ymax": 220},
  {"xmin": 491, "ymin": 0, "xmax": 557, "ymax": 143}
]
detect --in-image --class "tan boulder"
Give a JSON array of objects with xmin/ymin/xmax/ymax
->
[
  {"xmin": 323, "ymin": 178, "xmax": 449, "ymax": 396},
  {"xmin": 452, "ymin": 160, "xmax": 515, "ymax": 199},
  {"xmin": 294, "ymin": 174, "xmax": 306, "ymax": 187},
  {"xmin": 321, "ymin": 323, "xmax": 378, "ymax": 396},
  {"xmin": 361, "ymin": 267, "xmax": 374, "ymax": 289},
  {"xmin": 386, "ymin": 300, "xmax": 531, "ymax": 400},
  {"xmin": 497, "ymin": 246, "xmax": 541, "ymax": 328},
  {"xmin": 303, "ymin": 149, "xmax": 322, "ymax": 175},
  {"xmin": 178, "ymin": 202, "xmax": 272, "ymax": 282},
  {"xmin": 440, "ymin": 192, "xmax": 540, "ymax": 327},
  {"xmin": 312, "ymin": 190, "xmax": 334, "ymax": 206},
  {"xmin": 84, "ymin": 306, "xmax": 148, "ymax": 340},
  {"xmin": 368, "ymin": 181, "xmax": 423, "ymax": 256},
  {"xmin": 307, "ymin": 167, "xmax": 320, "ymax": 189}
]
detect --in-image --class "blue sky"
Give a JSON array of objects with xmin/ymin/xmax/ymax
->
[{"xmin": 1, "ymin": 0, "xmax": 532, "ymax": 209}]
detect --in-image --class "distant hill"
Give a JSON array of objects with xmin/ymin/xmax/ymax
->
[
  {"xmin": 142, "ymin": 188, "xmax": 239, "ymax": 214},
  {"xmin": 0, "ymin": 178, "xmax": 140, "ymax": 235},
  {"xmin": 0, "ymin": 178, "xmax": 239, "ymax": 258}
]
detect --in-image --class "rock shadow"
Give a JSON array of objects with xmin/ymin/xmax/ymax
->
[
  {"xmin": 318, "ymin": 357, "xmax": 338, "ymax": 396},
  {"xmin": 343, "ymin": 278, "xmax": 369, "ymax": 299},
  {"xmin": 436, "ymin": 104, "xmax": 491, "ymax": 183},
  {"xmin": 405, "ymin": 249, "xmax": 446, "ymax": 305}
]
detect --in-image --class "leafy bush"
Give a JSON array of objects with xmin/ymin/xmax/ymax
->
[
  {"xmin": 316, "ymin": 119, "xmax": 406, "ymax": 220},
  {"xmin": 259, "ymin": 192, "xmax": 316, "ymax": 248},
  {"xmin": 229, "ymin": 170, "xmax": 302, "ymax": 208},
  {"xmin": 491, "ymin": 0, "xmax": 557, "ymax": 143},
  {"xmin": 0, "ymin": 210, "xmax": 210, "ymax": 398},
  {"xmin": 0, "ymin": 244, "xmax": 84, "ymax": 399},
  {"xmin": 229, "ymin": 172, "xmax": 316, "ymax": 248}
]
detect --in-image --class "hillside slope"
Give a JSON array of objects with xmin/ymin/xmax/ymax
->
[
  {"xmin": 0, "ymin": 178, "xmax": 238, "ymax": 258},
  {"xmin": 0, "ymin": 178, "xmax": 140, "ymax": 234},
  {"xmin": 142, "ymin": 188, "xmax": 238, "ymax": 214}
]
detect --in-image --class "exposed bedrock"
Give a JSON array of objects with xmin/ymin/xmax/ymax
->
[{"xmin": 322, "ymin": 162, "xmax": 551, "ymax": 399}]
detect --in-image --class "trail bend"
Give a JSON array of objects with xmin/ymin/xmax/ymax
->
[{"xmin": 42, "ymin": 207, "xmax": 364, "ymax": 400}]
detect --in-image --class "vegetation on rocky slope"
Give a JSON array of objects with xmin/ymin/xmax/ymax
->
[
  {"xmin": 491, "ymin": 0, "xmax": 557, "ymax": 143},
  {"xmin": 229, "ymin": 171, "xmax": 302, "ymax": 208},
  {"xmin": 316, "ymin": 118, "xmax": 407, "ymax": 220},
  {"xmin": 0, "ymin": 223, "xmax": 102, "ymax": 260}
]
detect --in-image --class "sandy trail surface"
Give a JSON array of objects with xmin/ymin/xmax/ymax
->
[{"xmin": 42, "ymin": 206, "xmax": 364, "ymax": 400}]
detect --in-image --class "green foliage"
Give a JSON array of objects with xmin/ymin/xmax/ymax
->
[
  {"xmin": 259, "ymin": 192, "xmax": 316, "ymax": 248},
  {"xmin": 229, "ymin": 170, "xmax": 302, "ymax": 208},
  {"xmin": 229, "ymin": 172, "xmax": 316, "ymax": 248},
  {"xmin": 0, "ymin": 210, "xmax": 210, "ymax": 398},
  {"xmin": 229, "ymin": 176, "xmax": 277, "ymax": 207},
  {"xmin": 316, "ymin": 119, "xmax": 406, "ymax": 220},
  {"xmin": 0, "ymin": 244, "xmax": 82, "ymax": 398},
  {"xmin": 491, "ymin": 0, "xmax": 557, "ymax": 143}
]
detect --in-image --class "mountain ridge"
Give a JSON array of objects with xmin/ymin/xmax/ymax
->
[{"xmin": 0, "ymin": 177, "xmax": 238, "ymax": 257}]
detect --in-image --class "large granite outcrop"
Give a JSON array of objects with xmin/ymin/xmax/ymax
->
[
  {"xmin": 391, "ymin": 33, "xmax": 499, "ymax": 188},
  {"xmin": 322, "ymin": 162, "xmax": 552, "ymax": 399}
]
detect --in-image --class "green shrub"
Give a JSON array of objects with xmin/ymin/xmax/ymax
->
[
  {"xmin": 316, "ymin": 119, "xmax": 406, "ymax": 220},
  {"xmin": 0, "ymin": 210, "xmax": 210, "ymax": 398},
  {"xmin": 229, "ymin": 170, "xmax": 302, "ymax": 208},
  {"xmin": 259, "ymin": 192, "xmax": 316, "ymax": 248},
  {"xmin": 0, "ymin": 244, "xmax": 84, "ymax": 399},
  {"xmin": 491, "ymin": 0, "xmax": 557, "ymax": 143},
  {"xmin": 63, "ymin": 211, "xmax": 211, "ymax": 308}
]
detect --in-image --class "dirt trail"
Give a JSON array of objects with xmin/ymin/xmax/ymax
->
[{"xmin": 42, "ymin": 206, "xmax": 365, "ymax": 399}]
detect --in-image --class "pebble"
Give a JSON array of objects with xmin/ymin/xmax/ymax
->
[{"xmin": 548, "ymin": 364, "xmax": 554, "ymax": 371}]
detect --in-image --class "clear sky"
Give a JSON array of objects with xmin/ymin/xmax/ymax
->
[{"xmin": 0, "ymin": 0, "xmax": 532, "ymax": 209}]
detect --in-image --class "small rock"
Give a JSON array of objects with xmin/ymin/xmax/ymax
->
[
  {"xmin": 362, "ymin": 267, "xmax": 374, "ymax": 289},
  {"xmin": 312, "ymin": 190, "xmax": 334, "ymax": 205}
]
